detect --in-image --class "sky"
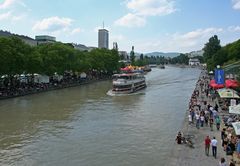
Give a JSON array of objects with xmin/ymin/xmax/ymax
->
[{"xmin": 0, "ymin": 0, "xmax": 240, "ymax": 53}]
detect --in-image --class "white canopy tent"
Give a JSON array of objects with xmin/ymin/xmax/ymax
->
[
  {"xmin": 232, "ymin": 122, "xmax": 240, "ymax": 135},
  {"xmin": 229, "ymin": 104, "xmax": 240, "ymax": 114},
  {"xmin": 217, "ymin": 88, "xmax": 240, "ymax": 98}
]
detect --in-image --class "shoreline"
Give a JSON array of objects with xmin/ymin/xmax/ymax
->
[
  {"xmin": 0, "ymin": 78, "xmax": 110, "ymax": 100},
  {"xmin": 167, "ymin": 70, "xmax": 229, "ymax": 166}
]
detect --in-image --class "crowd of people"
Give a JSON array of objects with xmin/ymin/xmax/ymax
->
[
  {"xmin": 0, "ymin": 72, "xmax": 111, "ymax": 99},
  {"xmin": 175, "ymin": 69, "xmax": 240, "ymax": 166}
]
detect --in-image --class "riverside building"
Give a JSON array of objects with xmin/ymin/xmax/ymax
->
[{"xmin": 35, "ymin": 35, "xmax": 56, "ymax": 45}]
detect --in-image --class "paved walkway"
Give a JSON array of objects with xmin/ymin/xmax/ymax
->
[{"xmin": 168, "ymin": 72, "xmax": 234, "ymax": 166}]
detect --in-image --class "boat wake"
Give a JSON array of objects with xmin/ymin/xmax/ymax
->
[{"xmin": 106, "ymin": 90, "xmax": 145, "ymax": 97}]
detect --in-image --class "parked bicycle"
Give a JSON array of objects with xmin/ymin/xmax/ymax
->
[{"xmin": 182, "ymin": 135, "xmax": 195, "ymax": 148}]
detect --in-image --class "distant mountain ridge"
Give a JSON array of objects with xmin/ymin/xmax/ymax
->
[{"xmin": 144, "ymin": 52, "xmax": 181, "ymax": 58}]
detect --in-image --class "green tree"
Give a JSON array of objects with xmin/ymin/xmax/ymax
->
[
  {"xmin": 130, "ymin": 49, "xmax": 135, "ymax": 64},
  {"xmin": 203, "ymin": 35, "xmax": 221, "ymax": 62},
  {"xmin": 170, "ymin": 53, "xmax": 189, "ymax": 64},
  {"xmin": 24, "ymin": 47, "xmax": 43, "ymax": 74},
  {"xmin": 0, "ymin": 37, "xmax": 29, "ymax": 75},
  {"xmin": 211, "ymin": 48, "xmax": 228, "ymax": 68}
]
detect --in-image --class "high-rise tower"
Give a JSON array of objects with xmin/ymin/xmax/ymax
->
[{"xmin": 98, "ymin": 28, "xmax": 109, "ymax": 49}]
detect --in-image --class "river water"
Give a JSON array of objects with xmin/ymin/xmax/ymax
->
[{"xmin": 0, "ymin": 66, "xmax": 201, "ymax": 166}]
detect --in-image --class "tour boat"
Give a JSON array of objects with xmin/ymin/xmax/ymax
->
[
  {"xmin": 158, "ymin": 64, "xmax": 165, "ymax": 69},
  {"xmin": 110, "ymin": 72, "xmax": 146, "ymax": 94}
]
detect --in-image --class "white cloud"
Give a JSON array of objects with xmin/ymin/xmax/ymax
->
[
  {"xmin": 114, "ymin": 13, "xmax": 146, "ymax": 27},
  {"xmin": 179, "ymin": 28, "xmax": 223, "ymax": 40},
  {"xmin": 0, "ymin": 10, "xmax": 26, "ymax": 21},
  {"xmin": 228, "ymin": 25, "xmax": 240, "ymax": 32},
  {"xmin": 0, "ymin": 11, "xmax": 12, "ymax": 20},
  {"xmin": 232, "ymin": 0, "xmax": 240, "ymax": 10},
  {"xmin": 129, "ymin": 27, "xmax": 224, "ymax": 53},
  {"xmin": 11, "ymin": 13, "xmax": 26, "ymax": 21},
  {"xmin": 32, "ymin": 16, "xmax": 73, "ymax": 32},
  {"xmin": 0, "ymin": 0, "xmax": 26, "ymax": 9},
  {"xmin": 115, "ymin": 0, "xmax": 176, "ymax": 28},
  {"xmin": 0, "ymin": 0, "xmax": 28, "ymax": 22},
  {"xmin": 111, "ymin": 34, "xmax": 125, "ymax": 41},
  {"xmin": 0, "ymin": 0, "xmax": 16, "ymax": 9},
  {"xmin": 70, "ymin": 28, "xmax": 82, "ymax": 35},
  {"xmin": 127, "ymin": 0, "xmax": 176, "ymax": 16}
]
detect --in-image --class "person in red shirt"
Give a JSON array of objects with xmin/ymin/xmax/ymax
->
[{"xmin": 205, "ymin": 135, "xmax": 211, "ymax": 156}]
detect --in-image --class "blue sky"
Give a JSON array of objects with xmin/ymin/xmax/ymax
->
[{"xmin": 0, "ymin": 0, "xmax": 240, "ymax": 53}]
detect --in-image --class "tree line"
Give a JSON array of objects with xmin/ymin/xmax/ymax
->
[
  {"xmin": 0, "ymin": 36, "xmax": 120, "ymax": 77},
  {"xmin": 2, "ymin": 34, "xmax": 239, "ymax": 77},
  {"xmin": 131, "ymin": 53, "xmax": 193, "ymax": 66},
  {"xmin": 203, "ymin": 35, "xmax": 240, "ymax": 71}
]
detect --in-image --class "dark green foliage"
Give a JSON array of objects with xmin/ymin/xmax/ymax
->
[
  {"xmin": 204, "ymin": 37, "xmax": 240, "ymax": 70},
  {"xmin": 170, "ymin": 53, "xmax": 189, "ymax": 65},
  {"xmin": 203, "ymin": 35, "xmax": 221, "ymax": 62},
  {"xmin": 0, "ymin": 36, "xmax": 120, "ymax": 76},
  {"xmin": 130, "ymin": 49, "xmax": 135, "ymax": 65}
]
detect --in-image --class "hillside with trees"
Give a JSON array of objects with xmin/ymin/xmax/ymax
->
[{"xmin": 203, "ymin": 35, "xmax": 240, "ymax": 71}]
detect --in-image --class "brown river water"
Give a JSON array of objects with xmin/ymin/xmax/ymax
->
[{"xmin": 0, "ymin": 66, "xmax": 201, "ymax": 166}]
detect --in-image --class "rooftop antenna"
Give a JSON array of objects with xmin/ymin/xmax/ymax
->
[{"xmin": 103, "ymin": 21, "xmax": 104, "ymax": 29}]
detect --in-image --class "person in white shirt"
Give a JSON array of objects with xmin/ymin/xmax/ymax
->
[
  {"xmin": 211, "ymin": 137, "xmax": 218, "ymax": 158},
  {"xmin": 195, "ymin": 113, "xmax": 200, "ymax": 129},
  {"xmin": 200, "ymin": 115, "xmax": 205, "ymax": 127},
  {"xmin": 188, "ymin": 114, "xmax": 192, "ymax": 124}
]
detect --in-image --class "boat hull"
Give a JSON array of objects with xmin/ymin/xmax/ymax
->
[
  {"xmin": 111, "ymin": 82, "xmax": 146, "ymax": 94},
  {"xmin": 109, "ymin": 72, "xmax": 146, "ymax": 95}
]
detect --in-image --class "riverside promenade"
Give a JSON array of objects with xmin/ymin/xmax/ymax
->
[{"xmin": 168, "ymin": 71, "xmax": 235, "ymax": 166}]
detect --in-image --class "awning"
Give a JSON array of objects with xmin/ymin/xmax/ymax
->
[
  {"xmin": 209, "ymin": 80, "xmax": 224, "ymax": 89},
  {"xmin": 232, "ymin": 122, "xmax": 240, "ymax": 135},
  {"xmin": 229, "ymin": 104, "xmax": 240, "ymax": 114},
  {"xmin": 217, "ymin": 88, "xmax": 240, "ymax": 98},
  {"xmin": 225, "ymin": 79, "xmax": 239, "ymax": 88}
]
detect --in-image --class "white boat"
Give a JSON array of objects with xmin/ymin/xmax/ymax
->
[{"xmin": 110, "ymin": 73, "xmax": 146, "ymax": 94}]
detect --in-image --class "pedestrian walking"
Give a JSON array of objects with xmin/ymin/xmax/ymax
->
[
  {"xmin": 215, "ymin": 103, "xmax": 219, "ymax": 112},
  {"xmin": 205, "ymin": 135, "xmax": 211, "ymax": 156},
  {"xmin": 211, "ymin": 136, "xmax": 218, "ymax": 158},
  {"xmin": 188, "ymin": 113, "xmax": 192, "ymax": 124},
  {"xmin": 236, "ymin": 136, "xmax": 240, "ymax": 158},
  {"xmin": 200, "ymin": 114, "xmax": 205, "ymax": 127},
  {"xmin": 191, "ymin": 109, "xmax": 195, "ymax": 124},
  {"xmin": 195, "ymin": 112, "xmax": 200, "ymax": 129},
  {"xmin": 210, "ymin": 116, "xmax": 214, "ymax": 131},
  {"xmin": 215, "ymin": 116, "xmax": 221, "ymax": 130}
]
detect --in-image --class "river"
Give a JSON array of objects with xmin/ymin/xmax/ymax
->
[{"xmin": 0, "ymin": 66, "xmax": 201, "ymax": 166}]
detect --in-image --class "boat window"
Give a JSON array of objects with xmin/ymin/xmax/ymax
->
[
  {"xmin": 118, "ymin": 76, "xmax": 129, "ymax": 79},
  {"xmin": 113, "ymin": 85, "xmax": 132, "ymax": 88}
]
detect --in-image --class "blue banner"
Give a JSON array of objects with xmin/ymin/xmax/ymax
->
[{"xmin": 214, "ymin": 69, "xmax": 224, "ymax": 84}]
